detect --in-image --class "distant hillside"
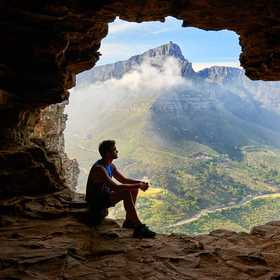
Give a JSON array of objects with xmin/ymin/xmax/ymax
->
[{"xmin": 169, "ymin": 194, "xmax": 280, "ymax": 235}]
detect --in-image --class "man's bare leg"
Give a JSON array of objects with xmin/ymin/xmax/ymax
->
[
  {"xmin": 130, "ymin": 188, "xmax": 138, "ymax": 205},
  {"xmin": 126, "ymin": 189, "xmax": 138, "ymax": 221},
  {"xmin": 110, "ymin": 190, "xmax": 141, "ymax": 225}
]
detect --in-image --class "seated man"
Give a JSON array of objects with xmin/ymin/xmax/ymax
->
[{"xmin": 85, "ymin": 139, "xmax": 156, "ymax": 238}]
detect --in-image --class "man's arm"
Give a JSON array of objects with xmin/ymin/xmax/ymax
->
[
  {"xmin": 93, "ymin": 166, "xmax": 146, "ymax": 192},
  {"xmin": 112, "ymin": 163, "xmax": 144, "ymax": 184}
]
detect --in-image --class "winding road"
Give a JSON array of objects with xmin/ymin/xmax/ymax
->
[{"xmin": 166, "ymin": 192, "xmax": 280, "ymax": 228}]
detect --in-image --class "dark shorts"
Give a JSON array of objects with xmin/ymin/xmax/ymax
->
[{"xmin": 87, "ymin": 190, "xmax": 116, "ymax": 211}]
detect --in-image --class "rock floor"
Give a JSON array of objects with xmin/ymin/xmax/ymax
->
[{"xmin": 2, "ymin": 200, "xmax": 280, "ymax": 280}]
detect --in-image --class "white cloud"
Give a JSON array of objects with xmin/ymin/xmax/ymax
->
[
  {"xmin": 192, "ymin": 61, "xmax": 241, "ymax": 71},
  {"xmin": 66, "ymin": 57, "xmax": 190, "ymax": 124},
  {"xmin": 106, "ymin": 56, "xmax": 187, "ymax": 93}
]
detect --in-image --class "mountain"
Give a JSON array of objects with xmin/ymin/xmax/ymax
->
[
  {"xmin": 65, "ymin": 42, "xmax": 280, "ymax": 234},
  {"xmin": 198, "ymin": 66, "xmax": 280, "ymax": 112},
  {"xmin": 198, "ymin": 66, "xmax": 245, "ymax": 83},
  {"xmin": 150, "ymin": 71, "xmax": 280, "ymax": 160},
  {"xmin": 77, "ymin": 41, "xmax": 195, "ymax": 84}
]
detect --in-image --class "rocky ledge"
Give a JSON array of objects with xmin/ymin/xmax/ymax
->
[{"xmin": 1, "ymin": 193, "xmax": 280, "ymax": 280}]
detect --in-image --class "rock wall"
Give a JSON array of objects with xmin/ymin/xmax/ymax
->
[{"xmin": 32, "ymin": 102, "xmax": 80, "ymax": 192}]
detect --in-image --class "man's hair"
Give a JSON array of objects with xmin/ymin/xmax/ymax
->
[{"xmin": 98, "ymin": 140, "xmax": 116, "ymax": 158}]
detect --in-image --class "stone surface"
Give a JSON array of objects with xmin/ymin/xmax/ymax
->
[
  {"xmin": 32, "ymin": 101, "xmax": 80, "ymax": 192},
  {"xmin": 1, "ymin": 204, "xmax": 280, "ymax": 279},
  {"xmin": 0, "ymin": 145, "xmax": 65, "ymax": 198}
]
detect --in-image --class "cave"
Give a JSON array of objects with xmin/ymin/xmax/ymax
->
[{"xmin": 1, "ymin": 1, "xmax": 280, "ymax": 279}]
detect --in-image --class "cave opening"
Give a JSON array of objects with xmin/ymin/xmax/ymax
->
[{"xmin": 63, "ymin": 16, "xmax": 280, "ymax": 235}]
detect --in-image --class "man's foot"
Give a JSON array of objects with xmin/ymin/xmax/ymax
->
[
  {"xmin": 122, "ymin": 219, "xmax": 138, "ymax": 229},
  {"xmin": 133, "ymin": 224, "xmax": 156, "ymax": 238}
]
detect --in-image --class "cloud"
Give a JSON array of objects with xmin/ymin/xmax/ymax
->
[
  {"xmin": 66, "ymin": 57, "xmax": 190, "ymax": 131},
  {"xmin": 104, "ymin": 56, "xmax": 187, "ymax": 93}
]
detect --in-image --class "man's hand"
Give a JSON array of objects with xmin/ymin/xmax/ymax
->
[{"xmin": 139, "ymin": 182, "xmax": 149, "ymax": 191}]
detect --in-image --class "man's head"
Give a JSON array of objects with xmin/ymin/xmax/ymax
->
[{"xmin": 98, "ymin": 140, "xmax": 118, "ymax": 160}]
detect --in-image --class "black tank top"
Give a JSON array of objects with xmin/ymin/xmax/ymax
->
[{"xmin": 85, "ymin": 159, "xmax": 113, "ymax": 202}]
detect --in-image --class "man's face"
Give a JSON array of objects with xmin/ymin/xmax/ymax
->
[{"xmin": 108, "ymin": 145, "xmax": 118, "ymax": 160}]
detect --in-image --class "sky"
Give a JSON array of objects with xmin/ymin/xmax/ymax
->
[{"xmin": 95, "ymin": 16, "xmax": 241, "ymax": 71}]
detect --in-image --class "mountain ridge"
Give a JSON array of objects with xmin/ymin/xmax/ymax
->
[
  {"xmin": 78, "ymin": 41, "xmax": 204, "ymax": 84},
  {"xmin": 80, "ymin": 41, "xmax": 252, "ymax": 84}
]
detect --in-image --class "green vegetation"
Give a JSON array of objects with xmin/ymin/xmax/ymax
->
[{"xmin": 169, "ymin": 194, "xmax": 280, "ymax": 235}]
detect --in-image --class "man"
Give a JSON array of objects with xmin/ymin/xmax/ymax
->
[{"xmin": 85, "ymin": 139, "xmax": 156, "ymax": 238}]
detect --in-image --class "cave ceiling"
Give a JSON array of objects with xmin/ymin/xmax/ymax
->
[{"xmin": 0, "ymin": 0, "xmax": 279, "ymax": 107}]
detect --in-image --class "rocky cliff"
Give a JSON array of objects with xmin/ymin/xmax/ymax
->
[{"xmin": 32, "ymin": 102, "xmax": 79, "ymax": 192}]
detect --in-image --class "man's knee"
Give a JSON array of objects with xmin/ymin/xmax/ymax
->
[
  {"xmin": 131, "ymin": 188, "xmax": 138, "ymax": 196},
  {"xmin": 117, "ymin": 189, "xmax": 138, "ymax": 201},
  {"xmin": 119, "ymin": 190, "xmax": 134, "ymax": 200},
  {"xmin": 122, "ymin": 190, "xmax": 131, "ymax": 197}
]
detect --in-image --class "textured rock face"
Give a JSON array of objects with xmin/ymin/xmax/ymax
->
[
  {"xmin": 0, "ymin": 146, "xmax": 65, "ymax": 198},
  {"xmin": 32, "ymin": 102, "xmax": 79, "ymax": 191}
]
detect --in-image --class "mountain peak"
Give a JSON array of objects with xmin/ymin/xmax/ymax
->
[
  {"xmin": 132, "ymin": 41, "xmax": 187, "ymax": 62},
  {"xmin": 78, "ymin": 42, "xmax": 194, "ymax": 84}
]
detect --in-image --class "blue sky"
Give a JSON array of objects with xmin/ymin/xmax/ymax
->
[{"xmin": 96, "ymin": 16, "xmax": 241, "ymax": 71}]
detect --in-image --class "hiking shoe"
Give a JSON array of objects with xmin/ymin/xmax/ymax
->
[
  {"xmin": 132, "ymin": 224, "xmax": 156, "ymax": 238},
  {"xmin": 122, "ymin": 219, "xmax": 137, "ymax": 229}
]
